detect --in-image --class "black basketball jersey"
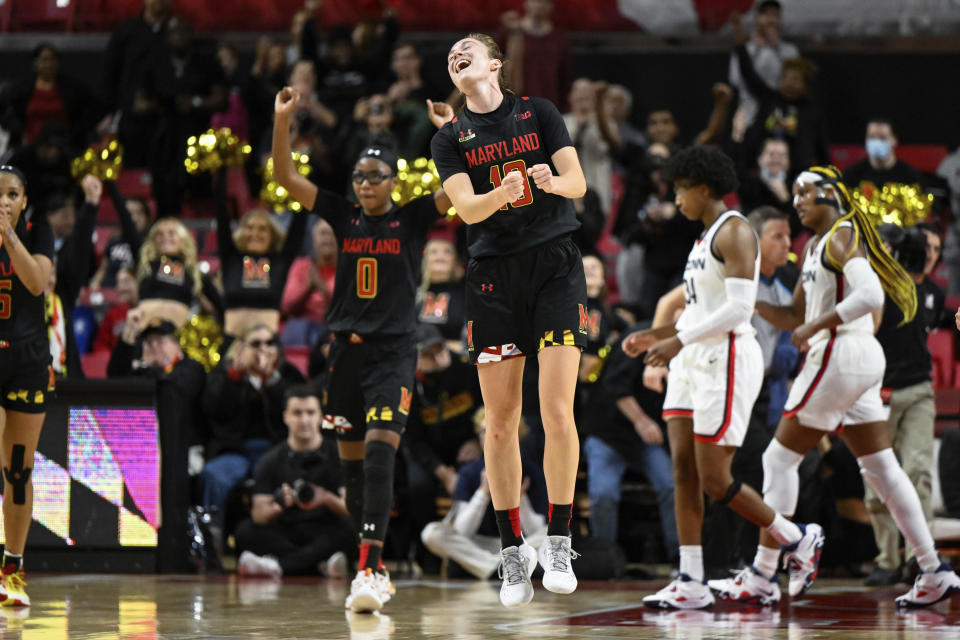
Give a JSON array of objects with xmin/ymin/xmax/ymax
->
[
  {"xmin": 311, "ymin": 188, "xmax": 439, "ymax": 336},
  {"xmin": 431, "ymin": 94, "xmax": 579, "ymax": 258},
  {"xmin": 0, "ymin": 216, "xmax": 54, "ymax": 343}
]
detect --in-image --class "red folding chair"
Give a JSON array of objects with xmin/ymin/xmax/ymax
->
[
  {"xmin": 12, "ymin": 0, "xmax": 76, "ymax": 31},
  {"xmin": 928, "ymin": 329, "xmax": 956, "ymax": 389}
]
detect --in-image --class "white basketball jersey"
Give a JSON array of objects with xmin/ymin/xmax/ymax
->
[
  {"xmin": 801, "ymin": 221, "xmax": 874, "ymax": 344},
  {"xmin": 675, "ymin": 210, "xmax": 760, "ymax": 339}
]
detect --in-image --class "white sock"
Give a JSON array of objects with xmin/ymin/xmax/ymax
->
[
  {"xmin": 679, "ymin": 545, "xmax": 703, "ymax": 582},
  {"xmin": 858, "ymin": 449, "xmax": 940, "ymax": 573},
  {"xmin": 753, "ymin": 545, "xmax": 780, "ymax": 579},
  {"xmin": 767, "ymin": 513, "xmax": 803, "ymax": 547}
]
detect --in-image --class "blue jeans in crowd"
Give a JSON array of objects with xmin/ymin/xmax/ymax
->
[
  {"xmin": 200, "ymin": 438, "xmax": 273, "ymax": 509},
  {"xmin": 583, "ymin": 435, "xmax": 678, "ymax": 559}
]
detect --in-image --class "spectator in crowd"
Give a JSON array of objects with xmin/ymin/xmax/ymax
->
[
  {"xmin": 866, "ymin": 223, "xmax": 944, "ymax": 585},
  {"xmin": 731, "ymin": 14, "xmax": 828, "ymax": 176},
  {"xmin": 101, "ymin": 0, "xmax": 173, "ymax": 167},
  {"xmin": 499, "ymin": 0, "xmax": 572, "ymax": 110},
  {"xmin": 386, "ymin": 42, "xmax": 440, "ymax": 106},
  {"xmin": 342, "ymin": 94, "xmax": 400, "ymax": 170},
  {"xmin": 282, "ymin": 59, "xmax": 340, "ymax": 192},
  {"xmin": 199, "ymin": 324, "xmax": 306, "ymax": 511},
  {"xmin": 135, "ymin": 217, "xmax": 221, "ymax": 328},
  {"xmin": 581, "ymin": 325, "xmax": 678, "ymax": 561},
  {"xmin": 615, "ymin": 150, "xmax": 701, "ymax": 320},
  {"xmin": 44, "ymin": 267, "xmax": 67, "ymax": 378},
  {"xmin": 602, "ymin": 84, "xmax": 647, "ymax": 156},
  {"xmin": 570, "ymin": 188, "xmax": 605, "ymax": 257},
  {"xmin": 578, "ymin": 255, "xmax": 623, "ymax": 391},
  {"xmin": 212, "ymin": 41, "xmax": 251, "ymax": 143},
  {"xmin": 417, "ymin": 238, "xmax": 467, "ymax": 353},
  {"xmin": 93, "ymin": 267, "xmax": 140, "ymax": 354},
  {"xmin": 42, "ymin": 175, "xmax": 102, "ymax": 378},
  {"xmin": 213, "ymin": 170, "xmax": 308, "ymax": 349},
  {"xmin": 646, "ymin": 110, "xmax": 679, "ymax": 152},
  {"xmin": 404, "ymin": 325, "xmax": 483, "ymax": 500},
  {"xmin": 728, "ymin": 2, "xmax": 800, "ymax": 131},
  {"xmin": 564, "ymin": 78, "xmax": 612, "ymax": 213},
  {"xmin": 281, "ymin": 218, "xmax": 338, "ymax": 346},
  {"xmin": 4, "ymin": 121, "xmax": 73, "ymax": 206},
  {"xmin": 248, "ymin": 36, "xmax": 290, "ymax": 167},
  {"xmin": 843, "ymin": 118, "xmax": 923, "ymax": 195},
  {"xmin": 142, "ymin": 17, "xmax": 227, "ymax": 216},
  {"xmin": 235, "ymin": 385, "xmax": 354, "ymax": 578},
  {"xmin": 738, "ymin": 138, "xmax": 795, "ymax": 228},
  {"xmin": 106, "ymin": 314, "xmax": 205, "ymax": 409},
  {"xmin": 89, "ymin": 181, "xmax": 151, "ymax": 290},
  {"xmin": 0, "ymin": 43, "xmax": 96, "ymax": 150},
  {"xmin": 420, "ymin": 408, "xmax": 547, "ymax": 579}
]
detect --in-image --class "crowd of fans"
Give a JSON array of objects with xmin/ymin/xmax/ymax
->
[{"xmin": 1, "ymin": 0, "xmax": 958, "ymax": 581}]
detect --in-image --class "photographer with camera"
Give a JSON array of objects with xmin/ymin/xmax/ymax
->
[
  {"xmin": 867, "ymin": 223, "xmax": 945, "ymax": 585},
  {"xmin": 235, "ymin": 385, "xmax": 354, "ymax": 578}
]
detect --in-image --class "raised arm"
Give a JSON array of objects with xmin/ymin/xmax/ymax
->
[{"xmin": 272, "ymin": 87, "xmax": 319, "ymax": 212}]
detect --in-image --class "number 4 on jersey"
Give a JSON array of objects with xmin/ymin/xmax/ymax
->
[
  {"xmin": 683, "ymin": 278, "xmax": 697, "ymax": 305},
  {"xmin": 489, "ymin": 160, "xmax": 534, "ymax": 210}
]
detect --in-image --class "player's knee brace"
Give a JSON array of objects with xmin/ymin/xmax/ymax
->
[
  {"xmin": 361, "ymin": 439, "xmax": 397, "ymax": 542},
  {"xmin": 857, "ymin": 448, "xmax": 902, "ymax": 505},
  {"xmin": 342, "ymin": 459, "xmax": 365, "ymax": 539},
  {"xmin": 762, "ymin": 438, "xmax": 803, "ymax": 517}
]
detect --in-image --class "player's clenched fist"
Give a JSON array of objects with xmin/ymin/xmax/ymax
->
[
  {"xmin": 527, "ymin": 163, "xmax": 555, "ymax": 192},
  {"xmin": 274, "ymin": 87, "xmax": 300, "ymax": 117},
  {"xmin": 499, "ymin": 169, "xmax": 527, "ymax": 203}
]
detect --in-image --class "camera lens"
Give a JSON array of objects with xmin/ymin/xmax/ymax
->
[{"xmin": 293, "ymin": 479, "xmax": 315, "ymax": 504}]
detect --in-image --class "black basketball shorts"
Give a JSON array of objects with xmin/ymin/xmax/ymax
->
[
  {"xmin": 465, "ymin": 235, "xmax": 588, "ymax": 365},
  {"xmin": 0, "ymin": 335, "xmax": 54, "ymax": 414},
  {"xmin": 322, "ymin": 333, "xmax": 417, "ymax": 441}
]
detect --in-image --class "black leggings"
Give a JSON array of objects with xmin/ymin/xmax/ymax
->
[{"xmin": 235, "ymin": 517, "xmax": 355, "ymax": 575}]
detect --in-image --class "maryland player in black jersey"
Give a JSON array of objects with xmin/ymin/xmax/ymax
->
[
  {"xmin": 272, "ymin": 87, "xmax": 452, "ymax": 614},
  {"xmin": 0, "ymin": 165, "xmax": 55, "ymax": 607},
  {"xmin": 429, "ymin": 34, "xmax": 587, "ymax": 607}
]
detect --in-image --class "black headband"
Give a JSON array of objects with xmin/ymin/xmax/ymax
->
[
  {"xmin": 356, "ymin": 146, "xmax": 398, "ymax": 174},
  {"xmin": 0, "ymin": 165, "xmax": 27, "ymax": 188}
]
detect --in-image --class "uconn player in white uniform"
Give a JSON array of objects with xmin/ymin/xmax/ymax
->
[
  {"xmin": 710, "ymin": 165, "xmax": 960, "ymax": 608},
  {"xmin": 624, "ymin": 147, "xmax": 823, "ymax": 610}
]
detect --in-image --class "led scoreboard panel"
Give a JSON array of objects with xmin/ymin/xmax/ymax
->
[{"xmin": 12, "ymin": 381, "xmax": 160, "ymax": 551}]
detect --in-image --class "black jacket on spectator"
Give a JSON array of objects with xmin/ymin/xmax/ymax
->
[
  {"xmin": 201, "ymin": 362, "xmax": 305, "ymax": 459},
  {"xmin": 877, "ymin": 277, "xmax": 944, "ymax": 390},
  {"xmin": 405, "ymin": 353, "xmax": 482, "ymax": 474},
  {"xmin": 581, "ymin": 329, "xmax": 665, "ymax": 462},
  {"xmin": 106, "ymin": 341, "xmax": 207, "ymax": 444},
  {"xmin": 101, "ymin": 13, "xmax": 170, "ymax": 167},
  {"xmin": 252, "ymin": 438, "xmax": 344, "ymax": 526},
  {"xmin": 738, "ymin": 172, "xmax": 800, "ymax": 234},
  {"xmin": 735, "ymin": 44, "xmax": 829, "ymax": 176},
  {"xmin": 6, "ymin": 137, "xmax": 73, "ymax": 208},
  {"xmin": 417, "ymin": 281, "xmax": 467, "ymax": 344},
  {"xmin": 843, "ymin": 159, "xmax": 923, "ymax": 193}
]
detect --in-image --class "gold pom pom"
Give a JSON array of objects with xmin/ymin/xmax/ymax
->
[
  {"xmin": 260, "ymin": 153, "xmax": 312, "ymax": 213},
  {"xmin": 184, "ymin": 128, "xmax": 252, "ymax": 175},
  {"xmin": 178, "ymin": 314, "xmax": 224, "ymax": 372},
  {"xmin": 391, "ymin": 157, "xmax": 455, "ymax": 217},
  {"xmin": 71, "ymin": 140, "xmax": 123, "ymax": 182},
  {"xmin": 851, "ymin": 182, "xmax": 934, "ymax": 228}
]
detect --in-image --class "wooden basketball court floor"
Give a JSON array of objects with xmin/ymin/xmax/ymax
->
[{"xmin": 3, "ymin": 574, "xmax": 958, "ymax": 639}]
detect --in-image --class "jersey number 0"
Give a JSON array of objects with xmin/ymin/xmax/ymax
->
[
  {"xmin": 357, "ymin": 258, "xmax": 378, "ymax": 299},
  {"xmin": 489, "ymin": 160, "xmax": 534, "ymax": 210}
]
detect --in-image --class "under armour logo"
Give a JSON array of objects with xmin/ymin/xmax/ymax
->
[
  {"xmin": 363, "ymin": 523, "xmax": 376, "ymax": 532},
  {"xmin": 480, "ymin": 283, "xmax": 494, "ymax": 292},
  {"xmin": 365, "ymin": 148, "xmax": 381, "ymax": 156},
  {"xmin": 390, "ymin": 220, "xmax": 400, "ymax": 228}
]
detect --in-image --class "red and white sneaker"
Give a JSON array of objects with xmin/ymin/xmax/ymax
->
[
  {"xmin": 642, "ymin": 573, "xmax": 714, "ymax": 610},
  {"xmin": 708, "ymin": 566, "xmax": 780, "ymax": 606},
  {"xmin": 347, "ymin": 569, "xmax": 384, "ymax": 613},
  {"xmin": 1, "ymin": 570, "xmax": 29, "ymax": 608},
  {"xmin": 782, "ymin": 523, "xmax": 824, "ymax": 597},
  {"xmin": 895, "ymin": 563, "xmax": 960, "ymax": 608}
]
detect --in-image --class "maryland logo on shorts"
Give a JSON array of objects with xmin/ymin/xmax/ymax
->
[
  {"xmin": 399, "ymin": 387, "xmax": 412, "ymax": 416},
  {"xmin": 578, "ymin": 304, "xmax": 589, "ymax": 335},
  {"xmin": 466, "ymin": 321, "xmax": 474, "ymax": 351}
]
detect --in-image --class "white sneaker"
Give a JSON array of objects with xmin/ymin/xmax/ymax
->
[
  {"xmin": 642, "ymin": 573, "xmax": 715, "ymax": 610},
  {"xmin": 348, "ymin": 568, "xmax": 384, "ymax": 613},
  {"xmin": 320, "ymin": 551, "xmax": 348, "ymax": 579},
  {"xmin": 895, "ymin": 562, "xmax": 960, "ymax": 608},
  {"xmin": 498, "ymin": 543, "xmax": 537, "ymax": 607},
  {"xmin": 708, "ymin": 566, "xmax": 780, "ymax": 606},
  {"xmin": 538, "ymin": 535, "xmax": 579, "ymax": 595},
  {"xmin": 782, "ymin": 523, "xmax": 825, "ymax": 597},
  {"xmin": 237, "ymin": 551, "xmax": 282, "ymax": 578},
  {"xmin": 375, "ymin": 569, "xmax": 395, "ymax": 604}
]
